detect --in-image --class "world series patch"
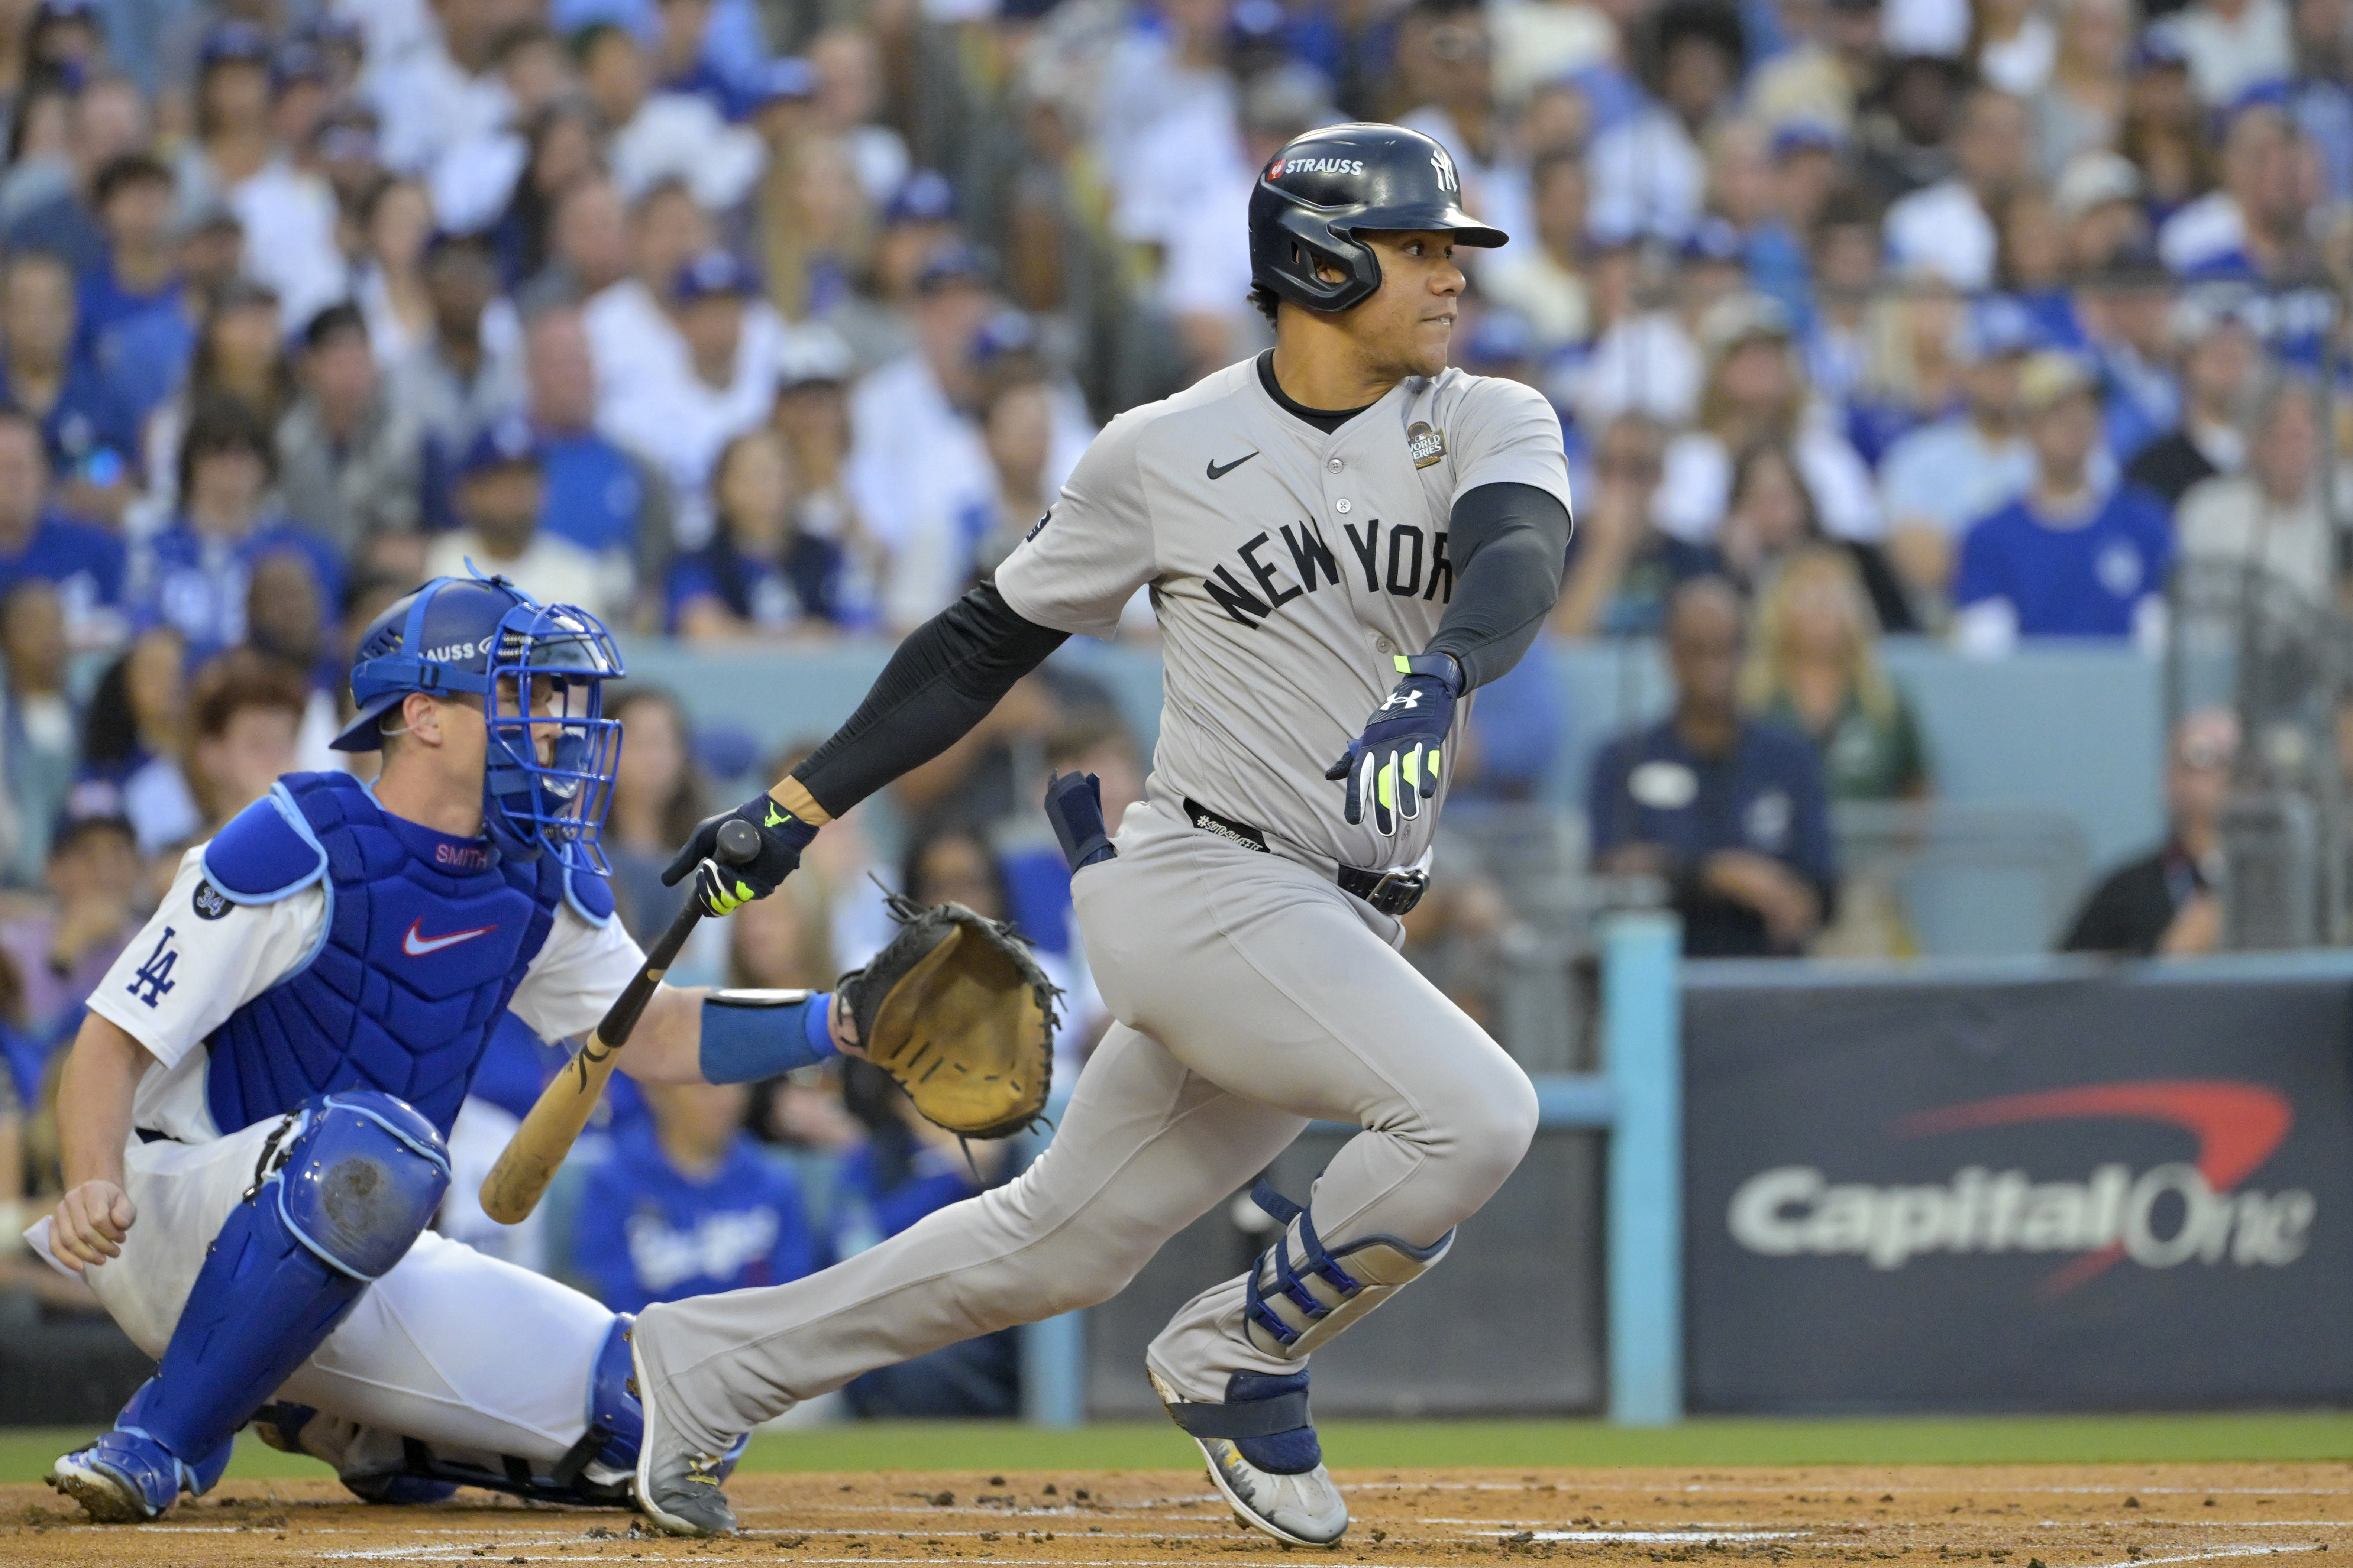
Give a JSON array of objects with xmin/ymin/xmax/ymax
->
[
  {"xmin": 1406, "ymin": 422, "xmax": 1446, "ymax": 469},
  {"xmin": 191, "ymin": 878, "xmax": 232, "ymax": 920}
]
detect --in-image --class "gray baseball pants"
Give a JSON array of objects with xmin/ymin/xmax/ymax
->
[{"xmin": 630, "ymin": 801, "xmax": 1537, "ymax": 1451}]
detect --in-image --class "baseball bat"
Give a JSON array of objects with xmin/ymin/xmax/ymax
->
[{"xmin": 478, "ymin": 819, "xmax": 763, "ymax": 1225}]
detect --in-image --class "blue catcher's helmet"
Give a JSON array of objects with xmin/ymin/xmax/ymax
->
[{"xmin": 331, "ymin": 573, "xmax": 625, "ymax": 871}]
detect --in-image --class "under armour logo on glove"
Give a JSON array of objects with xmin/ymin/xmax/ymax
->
[
  {"xmin": 663, "ymin": 790, "xmax": 822, "ymax": 916},
  {"xmin": 1326, "ymin": 654, "xmax": 1462, "ymax": 838}
]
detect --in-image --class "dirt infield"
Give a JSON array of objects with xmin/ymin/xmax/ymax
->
[{"xmin": 0, "ymin": 1462, "xmax": 2346, "ymax": 1567}]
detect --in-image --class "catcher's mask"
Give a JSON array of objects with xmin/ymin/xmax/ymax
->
[{"xmin": 334, "ymin": 570, "xmax": 626, "ymax": 873}]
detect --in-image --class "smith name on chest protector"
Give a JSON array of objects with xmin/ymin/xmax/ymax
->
[{"xmin": 198, "ymin": 771, "xmax": 614, "ymax": 1137}]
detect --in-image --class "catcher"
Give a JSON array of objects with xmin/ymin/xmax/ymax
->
[{"xmin": 38, "ymin": 570, "xmax": 1052, "ymax": 1523}]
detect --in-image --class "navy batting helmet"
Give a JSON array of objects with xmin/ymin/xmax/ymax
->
[{"xmin": 1249, "ymin": 123, "xmax": 1507, "ymax": 314}]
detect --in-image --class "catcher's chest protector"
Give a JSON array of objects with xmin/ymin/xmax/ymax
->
[{"xmin": 200, "ymin": 772, "xmax": 595, "ymax": 1138}]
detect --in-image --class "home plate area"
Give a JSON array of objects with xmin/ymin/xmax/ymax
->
[{"xmin": 0, "ymin": 1464, "xmax": 2346, "ymax": 1567}]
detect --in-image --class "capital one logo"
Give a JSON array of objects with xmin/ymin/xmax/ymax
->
[{"xmin": 1726, "ymin": 1081, "xmax": 2316, "ymax": 1296}]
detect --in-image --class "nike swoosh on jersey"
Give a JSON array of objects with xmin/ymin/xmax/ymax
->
[
  {"xmin": 1206, "ymin": 451, "xmax": 1260, "ymax": 480},
  {"xmin": 402, "ymin": 919, "xmax": 497, "ymax": 957}
]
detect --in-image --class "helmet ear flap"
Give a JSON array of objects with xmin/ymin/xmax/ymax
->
[{"xmin": 1259, "ymin": 204, "xmax": 1382, "ymax": 312}]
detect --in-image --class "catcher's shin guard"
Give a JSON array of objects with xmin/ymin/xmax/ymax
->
[
  {"xmin": 252, "ymin": 1318, "xmax": 744, "ymax": 1509},
  {"xmin": 1241, "ymin": 1180, "xmax": 1452, "ymax": 1359}
]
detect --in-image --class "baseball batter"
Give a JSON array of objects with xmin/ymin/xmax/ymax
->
[
  {"xmin": 38, "ymin": 574, "xmax": 860, "ymax": 1523},
  {"xmin": 635, "ymin": 123, "xmax": 1574, "ymax": 1543}
]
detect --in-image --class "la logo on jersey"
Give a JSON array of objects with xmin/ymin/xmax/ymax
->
[{"xmin": 403, "ymin": 919, "xmax": 496, "ymax": 958}]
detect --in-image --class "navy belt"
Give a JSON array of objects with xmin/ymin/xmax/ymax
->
[{"xmin": 1182, "ymin": 798, "xmax": 1431, "ymax": 918}]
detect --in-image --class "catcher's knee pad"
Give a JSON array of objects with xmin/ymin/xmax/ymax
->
[
  {"xmin": 280, "ymin": 1091, "xmax": 453, "ymax": 1280},
  {"xmin": 1241, "ymin": 1181, "xmax": 1452, "ymax": 1360},
  {"xmin": 114, "ymin": 1094, "xmax": 445, "ymax": 1472}
]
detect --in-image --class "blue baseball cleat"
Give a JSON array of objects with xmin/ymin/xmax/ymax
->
[
  {"xmin": 48, "ymin": 1386, "xmax": 232, "ymax": 1524},
  {"xmin": 1152, "ymin": 1368, "xmax": 1349, "ymax": 1546}
]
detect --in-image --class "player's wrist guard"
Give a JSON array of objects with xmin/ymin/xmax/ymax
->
[{"xmin": 661, "ymin": 791, "xmax": 820, "ymax": 915}]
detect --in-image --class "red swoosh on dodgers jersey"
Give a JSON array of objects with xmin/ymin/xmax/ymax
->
[{"xmin": 402, "ymin": 919, "xmax": 497, "ymax": 957}]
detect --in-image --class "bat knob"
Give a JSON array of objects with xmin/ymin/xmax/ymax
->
[{"xmin": 715, "ymin": 817, "xmax": 763, "ymax": 866}]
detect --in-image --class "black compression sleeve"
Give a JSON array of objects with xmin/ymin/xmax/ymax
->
[
  {"xmin": 1424, "ymin": 481, "xmax": 1573, "ymax": 691},
  {"xmin": 790, "ymin": 583, "xmax": 1069, "ymax": 817}
]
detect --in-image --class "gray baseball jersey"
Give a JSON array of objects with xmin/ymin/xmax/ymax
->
[{"xmin": 994, "ymin": 357, "xmax": 1572, "ymax": 872}]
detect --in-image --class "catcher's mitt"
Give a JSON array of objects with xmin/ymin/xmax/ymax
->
[{"xmin": 840, "ymin": 892, "xmax": 1061, "ymax": 1138}]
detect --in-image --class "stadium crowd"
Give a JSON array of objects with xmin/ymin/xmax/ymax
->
[{"xmin": 0, "ymin": 0, "xmax": 2339, "ymax": 1397}]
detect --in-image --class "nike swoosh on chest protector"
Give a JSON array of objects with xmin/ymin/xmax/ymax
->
[{"xmin": 403, "ymin": 919, "xmax": 497, "ymax": 957}]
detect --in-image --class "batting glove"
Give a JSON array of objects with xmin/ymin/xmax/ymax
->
[
  {"xmin": 662, "ymin": 791, "xmax": 820, "ymax": 915},
  {"xmin": 1326, "ymin": 653, "xmax": 1462, "ymax": 838}
]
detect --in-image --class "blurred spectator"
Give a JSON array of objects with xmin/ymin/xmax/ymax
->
[
  {"xmin": 1588, "ymin": 575, "xmax": 1838, "ymax": 956},
  {"xmin": 774, "ymin": 351, "xmax": 882, "ymax": 625},
  {"xmin": 132, "ymin": 397, "xmax": 339, "ymax": 663},
  {"xmin": 2037, "ymin": 0, "xmax": 2134, "ymax": 175},
  {"xmin": 2288, "ymin": 0, "xmax": 2353, "ymax": 201},
  {"xmin": 849, "ymin": 247, "xmax": 1090, "ymax": 631},
  {"xmin": 572, "ymin": 1078, "xmax": 819, "ymax": 1315},
  {"xmin": 1654, "ymin": 292, "xmax": 1880, "ymax": 547},
  {"xmin": 275, "ymin": 302, "xmax": 423, "ymax": 553},
  {"xmin": 2079, "ymin": 254, "xmax": 2182, "ymax": 459},
  {"xmin": 2119, "ymin": 33, "xmax": 2213, "ymax": 217},
  {"xmin": 1953, "ymin": 352, "xmax": 2173, "ymax": 653},
  {"xmin": 1742, "ymin": 547, "xmax": 1932, "ymax": 800},
  {"xmin": 1588, "ymin": 0, "xmax": 1745, "ymax": 242},
  {"xmin": 2175, "ymin": 376, "xmax": 2336, "ymax": 606},
  {"xmin": 1884, "ymin": 87, "xmax": 2034, "ymax": 289},
  {"xmin": 488, "ymin": 100, "xmax": 601, "ymax": 292},
  {"xmin": 1711, "ymin": 441, "xmax": 1914, "ymax": 630},
  {"xmin": 1877, "ymin": 295, "xmax": 2040, "ymax": 605},
  {"xmin": 1480, "ymin": 148, "xmax": 1593, "ymax": 354},
  {"xmin": 1800, "ymin": 193, "xmax": 1882, "ymax": 406},
  {"xmin": 387, "ymin": 229, "xmax": 525, "ymax": 521},
  {"xmin": 533, "ymin": 172, "xmax": 633, "ymax": 311},
  {"xmin": 4, "ymin": 71, "xmax": 148, "ymax": 275},
  {"xmin": 2158, "ymin": 103, "xmax": 2300, "ymax": 277},
  {"xmin": 579, "ymin": 22, "xmax": 764, "ymax": 212},
  {"xmin": 1564, "ymin": 226, "xmax": 1704, "ymax": 429},
  {"xmin": 1556, "ymin": 412, "xmax": 1683, "ymax": 636},
  {"xmin": 426, "ymin": 415, "xmax": 626, "ymax": 618},
  {"xmin": 2125, "ymin": 295, "xmax": 2259, "ymax": 505},
  {"xmin": 600, "ymin": 250, "xmax": 777, "ymax": 551},
  {"xmin": 2052, "ymin": 152, "xmax": 2151, "ymax": 275},
  {"xmin": 2062, "ymin": 707, "xmax": 2237, "ymax": 955},
  {"xmin": 2164, "ymin": 0, "xmax": 2295, "ymax": 104},
  {"xmin": 0, "ymin": 799, "xmax": 139, "ymax": 1040},
  {"xmin": 183, "ymin": 647, "xmax": 306, "ymax": 836},
  {"xmin": 0, "ymin": 581, "xmax": 75, "ymax": 880},
  {"xmin": 351, "ymin": 175, "xmax": 434, "ymax": 367},
  {"xmin": 243, "ymin": 550, "xmax": 341, "ymax": 769},
  {"xmin": 964, "ymin": 373, "xmax": 1057, "ymax": 584},
  {"xmin": 140, "ymin": 277, "xmax": 290, "ymax": 515},
  {"xmin": 833, "ymin": 1065, "xmax": 1018, "ymax": 1417},
  {"xmin": 526, "ymin": 303, "xmax": 668, "ymax": 599},
  {"xmin": 1975, "ymin": 0, "xmax": 2058, "ymax": 95},
  {"xmin": 752, "ymin": 122, "xmax": 872, "ymax": 328},
  {"xmin": 668, "ymin": 428, "xmax": 841, "ymax": 638},
  {"xmin": 1847, "ymin": 272, "xmax": 1967, "ymax": 464},
  {"xmin": 177, "ymin": 23, "xmax": 346, "ymax": 331},
  {"xmin": 602, "ymin": 686, "xmax": 710, "ymax": 940},
  {"xmin": 0, "ymin": 248, "xmax": 139, "ymax": 519},
  {"xmin": 0, "ymin": 404, "xmax": 124, "ymax": 651},
  {"xmin": 77, "ymin": 627, "xmax": 196, "ymax": 857},
  {"xmin": 584, "ymin": 177, "xmax": 709, "ymax": 406},
  {"xmin": 77, "ymin": 152, "xmax": 192, "ymax": 423},
  {"xmin": 1850, "ymin": 55, "xmax": 1963, "ymax": 207}
]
